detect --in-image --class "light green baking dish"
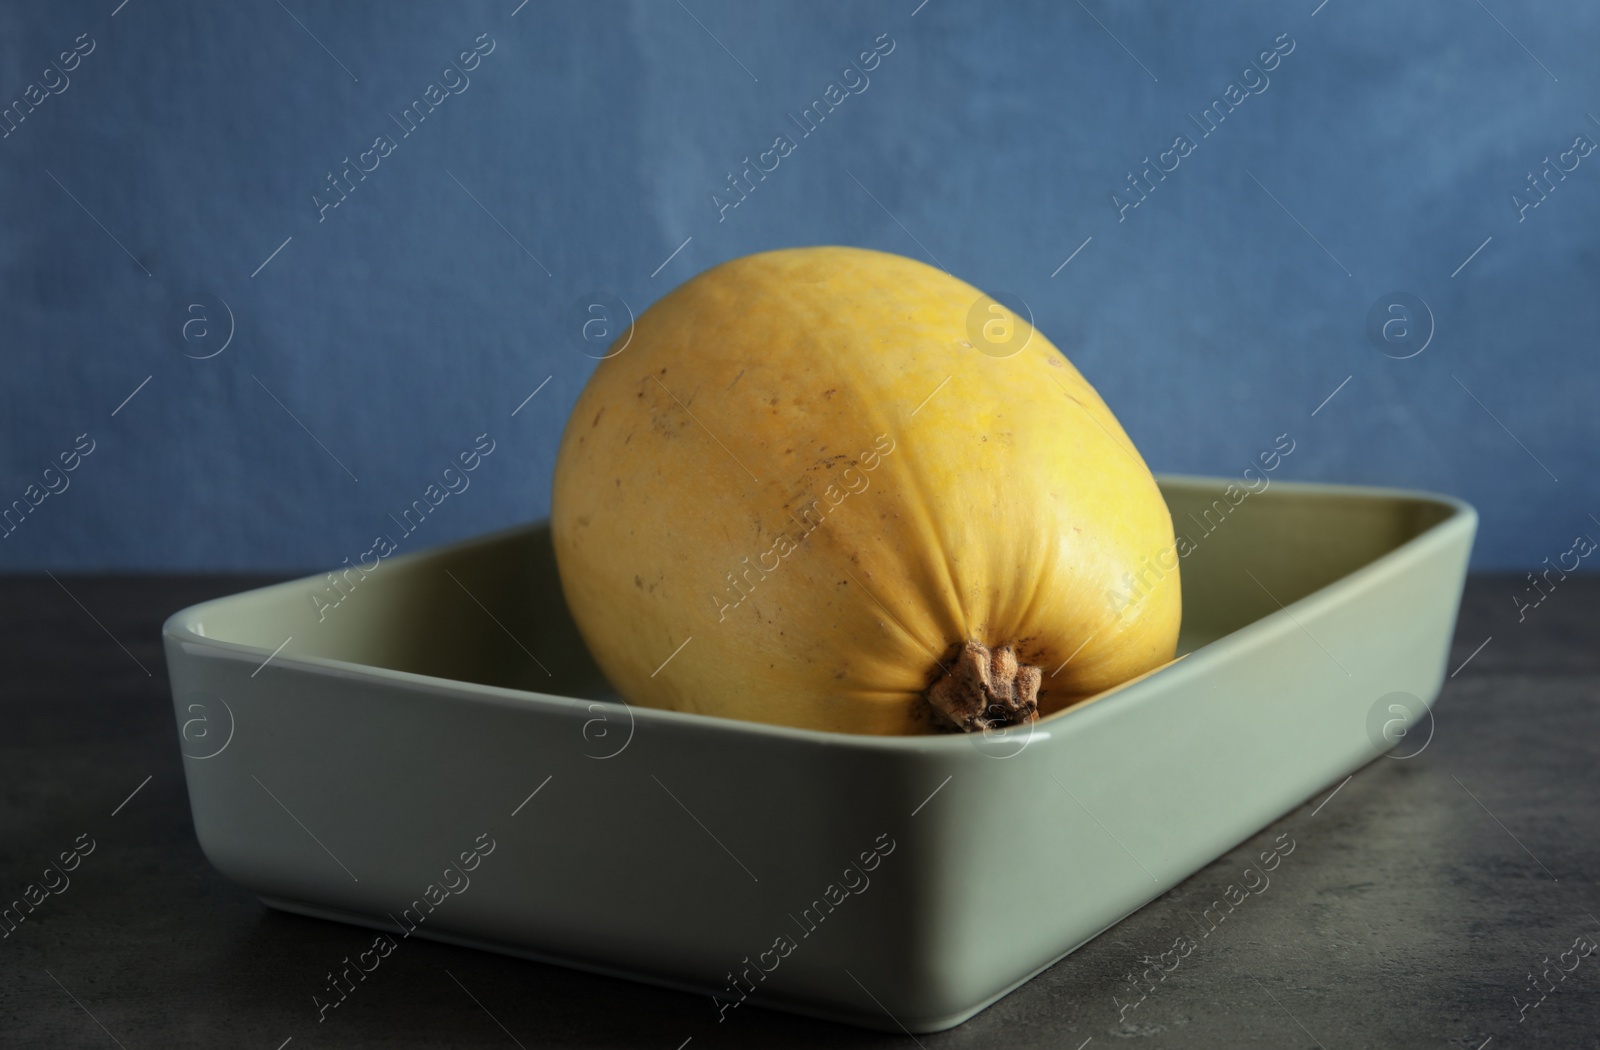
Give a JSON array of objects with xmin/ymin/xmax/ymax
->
[{"xmin": 161, "ymin": 474, "xmax": 1475, "ymax": 1032}]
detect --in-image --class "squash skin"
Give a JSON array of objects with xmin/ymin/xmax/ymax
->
[{"xmin": 551, "ymin": 246, "xmax": 1180, "ymax": 735}]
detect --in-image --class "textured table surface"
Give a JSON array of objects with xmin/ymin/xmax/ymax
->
[{"xmin": 1, "ymin": 572, "xmax": 1596, "ymax": 1049}]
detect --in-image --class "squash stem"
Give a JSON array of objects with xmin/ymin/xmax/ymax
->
[{"xmin": 925, "ymin": 640, "xmax": 1041, "ymax": 733}]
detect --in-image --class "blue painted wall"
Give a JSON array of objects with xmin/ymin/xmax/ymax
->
[{"xmin": 2, "ymin": 0, "xmax": 1596, "ymax": 571}]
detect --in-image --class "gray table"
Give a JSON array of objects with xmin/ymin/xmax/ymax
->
[{"xmin": 2, "ymin": 573, "xmax": 1595, "ymax": 1048}]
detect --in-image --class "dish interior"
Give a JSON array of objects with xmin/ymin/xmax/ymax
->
[{"xmin": 179, "ymin": 476, "xmax": 1458, "ymax": 705}]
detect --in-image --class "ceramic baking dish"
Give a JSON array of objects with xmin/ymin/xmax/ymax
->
[{"xmin": 162, "ymin": 475, "xmax": 1475, "ymax": 1032}]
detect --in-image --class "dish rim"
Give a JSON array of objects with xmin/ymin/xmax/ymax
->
[{"xmin": 162, "ymin": 474, "xmax": 1476, "ymax": 756}]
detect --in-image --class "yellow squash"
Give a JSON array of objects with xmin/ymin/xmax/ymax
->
[{"xmin": 551, "ymin": 246, "xmax": 1179, "ymax": 735}]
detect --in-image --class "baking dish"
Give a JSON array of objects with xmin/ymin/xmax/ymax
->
[{"xmin": 162, "ymin": 475, "xmax": 1475, "ymax": 1032}]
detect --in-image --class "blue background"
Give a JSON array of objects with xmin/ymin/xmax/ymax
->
[{"xmin": 2, "ymin": 0, "xmax": 1596, "ymax": 571}]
